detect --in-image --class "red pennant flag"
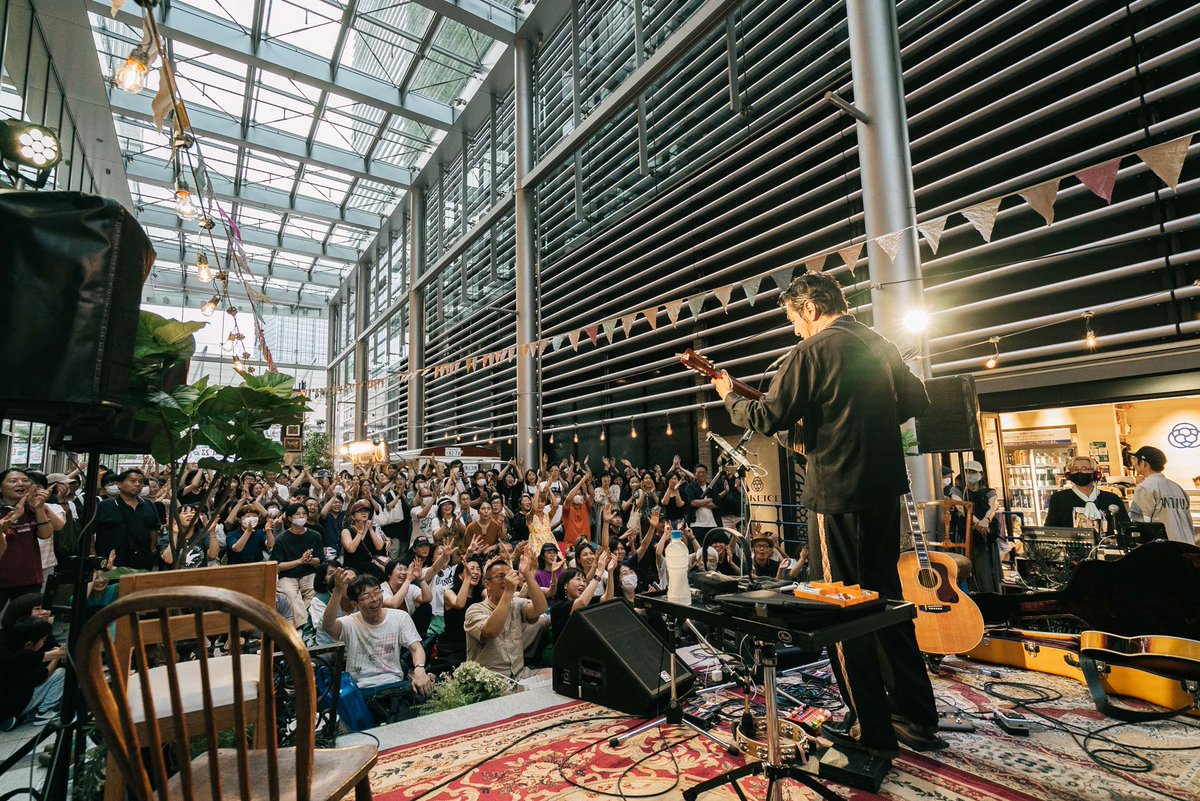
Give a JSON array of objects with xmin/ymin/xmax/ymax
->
[
  {"xmin": 585, "ymin": 324, "xmax": 599, "ymax": 346},
  {"xmin": 1075, "ymin": 158, "xmax": 1121, "ymax": 204}
]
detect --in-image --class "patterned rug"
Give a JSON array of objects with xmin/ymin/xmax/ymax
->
[{"xmin": 369, "ymin": 661, "xmax": 1200, "ymax": 801}]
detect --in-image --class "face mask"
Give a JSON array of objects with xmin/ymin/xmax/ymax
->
[
  {"xmin": 139, "ymin": 486, "xmax": 150, "ymax": 497},
  {"xmin": 1068, "ymin": 472, "xmax": 1094, "ymax": 487},
  {"xmin": 267, "ymin": 507, "xmax": 281, "ymax": 518},
  {"xmin": 244, "ymin": 516, "xmax": 259, "ymax": 528},
  {"xmin": 573, "ymin": 495, "xmax": 584, "ymax": 505},
  {"xmin": 943, "ymin": 477, "xmax": 952, "ymax": 488},
  {"xmin": 292, "ymin": 516, "xmax": 308, "ymax": 528},
  {"xmin": 105, "ymin": 485, "xmax": 120, "ymax": 496},
  {"xmin": 477, "ymin": 479, "xmax": 486, "ymax": 487},
  {"xmin": 620, "ymin": 575, "xmax": 638, "ymax": 591},
  {"xmin": 965, "ymin": 474, "xmax": 981, "ymax": 486}
]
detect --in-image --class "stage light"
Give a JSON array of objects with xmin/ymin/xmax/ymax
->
[
  {"xmin": 200, "ymin": 296, "xmax": 219, "ymax": 317},
  {"xmin": 196, "ymin": 251, "xmax": 212, "ymax": 282},
  {"xmin": 114, "ymin": 48, "xmax": 151, "ymax": 94},
  {"xmin": 174, "ymin": 179, "xmax": 197, "ymax": 220},
  {"xmin": 985, "ymin": 336, "xmax": 1000, "ymax": 370},
  {"xmin": 903, "ymin": 309, "xmax": 928, "ymax": 333},
  {"xmin": 0, "ymin": 120, "xmax": 62, "ymax": 188}
]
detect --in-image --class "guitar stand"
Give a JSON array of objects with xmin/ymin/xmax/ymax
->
[{"xmin": 683, "ymin": 641, "xmax": 842, "ymax": 801}]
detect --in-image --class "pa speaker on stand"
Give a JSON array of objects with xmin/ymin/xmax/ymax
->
[{"xmin": 915, "ymin": 375, "xmax": 982, "ymax": 454}]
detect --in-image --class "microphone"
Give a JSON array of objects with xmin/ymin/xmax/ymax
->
[{"xmin": 766, "ymin": 352, "xmax": 789, "ymax": 371}]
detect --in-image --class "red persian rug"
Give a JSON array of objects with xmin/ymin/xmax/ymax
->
[{"xmin": 368, "ymin": 666, "xmax": 1200, "ymax": 801}]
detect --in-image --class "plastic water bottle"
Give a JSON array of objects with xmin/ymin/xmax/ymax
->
[{"xmin": 665, "ymin": 530, "xmax": 692, "ymax": 606}]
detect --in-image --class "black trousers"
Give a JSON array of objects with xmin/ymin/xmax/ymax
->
[{"xmin": 812, "ymin": 499, "xmax": 938, "ymax": 747}]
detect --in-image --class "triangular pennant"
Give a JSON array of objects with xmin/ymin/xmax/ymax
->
[
  {"xmin": 534, "ymin": 339, "xmax": 547, "ymax": 356},
  {"xmin": 837, "ymin": 243, "xmax": 863, "ymax": 276},
  {"xmin": 742, "ymin": 275, "xmax": 762, "ymax": 306},
  {"xmin": 518, "ymin": 343, "xmax": 531, "ymax": 359},
  {"xmin": 687, "ymin": 295, "xmax": 705, "ymax": 319},
  {"xmin": 111, "ymin": 0, "xmax": 125, "ymax": 16},
  {"xmin": 550, "ymin": 335, "xmax": 565, "ymax": 352},
  {"xmin": 714, "ymin": 285, "xmax": 734, "ymax": 312},
  {"xmin": 1136, "ymin": 135, "xmax": 1191, "ymax": 191},
  {"xmin": 621, "ymin": 314, "xmax": 637, "ymax": 337},
  {"xmin": 961, "ymin": 197, "xmax": 1002, "ymax": 242},
  {"xmin": 1018, "ymin": 178, "xmax": 1059, "ymax": 225},
  {"xmin": 151, "ymin": 67, "xmax": 174, "ymax": 132},
  {"xmin": 465, "ymin": 357, "xmax": 476, "ymax": 371},
  {"xmin": 568, "ymin": 329, "xmax": 582, "ymax": 350},
  {"xmin": 804, "ymin": 254, "xmax": 825, "ymax": 274},
  {"xmin": 916, "ymin": 217, "xmax": 947, "ymax": 254},
  {"xmin": 642, "ymin": 307, "xmax": 659, "ymax": 330},
  {"xmin": 506, "ymin": 346, "xmax": 517, "ymax": 361},
  {"xmin": 771, "ymin": 268, "xmax": 792, "ymax": 291},
  {"xmin": 585, "ymin": 325, "xmax": 599, "ymax": 346},
  {"xmin": 1075, "ymin": 158, "xmax": 1121, "ymax": 204},
  {"xmin": 874, "ymin": 230, "xmax": 904, "ymax": 261},
  {"xmin": 665, "ymin": 299, "xmax": 683, "ymax": 326},
  {"xmin": 602, "ymin": 319, "xmax": 617, "ymax": 344}
]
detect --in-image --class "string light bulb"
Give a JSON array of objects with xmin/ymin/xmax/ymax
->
[
  {"xmin": 221, "ymin": 334, "xmax": 234, "ymax": 353},
  {"xmin": 114, "ymin": 48, "xmax": 150, "ymax": 94},
  {"xmin": 200, "ymin": 296, "xmax": 219, "ymax": 317},
  {"xmin": 665, "ymin": 415, "xmax": 673, "ymax": 437},
  {"xmin": 232, "ymin": 355, "xmax": 244, "ymax": 371},
  {"xmin": 700, "ymin": 407, "xmax": 709, "ymax": 431},
  {"xmin": 548, "ymin": 431, "xmax": 555, "ymax": 445},
  {"xmin": 1083, "ymin": 312, "xmax": 1097, "ymax": 350},
  {"xmin": 630, "ymin": 418, "xmax": 638, "ymax": 439},
  {"xmin": 985, "ymin": 336, "xmax": 1000, "ymax": 370},
  {"xmin": 573, "ymin": 428, "xmax": 579, "ymax": 445},
  {"xmin": 903, "ymin": 309, "xmax": 929, "ymax": 333},
  {"xmin": 174, "ymin": 179, "xmax": 197, "ymax": 221},
  {"xmin": 600, "ymin": 428, "xmax": 606, "ymax": 442},
  {"xmin": 196, "ymin": 251, "xmax": 212, "ymax": 282}
]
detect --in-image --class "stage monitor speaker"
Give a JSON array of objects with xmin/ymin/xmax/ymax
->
[
  {"xmin": 915, "ymin": 375, "xmax": 982, "ymax": 453},
  {"xmin": 552, "ymin": 600, "xmax": 693, "ymax": 716},
  {"xmin": 0, "ymin": 191, "xmax": 153, "ymax": 427}
]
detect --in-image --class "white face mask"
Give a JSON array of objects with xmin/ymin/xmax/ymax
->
[
  {"xmin": 620, "ymin": 575, "xmax": 638, "ymax": 591},
  {"xmin": 139, "ymin": 486, "xmax": 150, "ymax": 497},
  {"xmin": 966, "ymin": 473, "xmax": 981, "ymax": 486},
  {"xmin": 573, "ymin": 495, "xmax": 585, "ymax": 505},
  {"xmin": 105, "ymin": 485, "xmax": 120, "ymax": 496},
  {"xmin": 943, "ymin": 477, "xmax": 952, "ymax": 488},
  {"xmin": 267, "ymin": 507, "xmax": 281, "ymax": 518},
  {"xmin": 292, "ymin": 516, "xmax": 308, "ymax": 528},
  {"xmin": 477, "ymin": 479, "xmax": 486, "ymax": 487},
  {"xmin": 244, "ymin": 516, "xmax": 259, "ymax": 528}
]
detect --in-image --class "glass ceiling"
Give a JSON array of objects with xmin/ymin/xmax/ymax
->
[{"xmin": 89, "ymin": 0, "xmax": 520, "ymax": 312}]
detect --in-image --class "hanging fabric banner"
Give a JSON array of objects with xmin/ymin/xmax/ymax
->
[
  {"xmin": 804, "ymin": 254, "xmax": 825, "ymax": 274},
  {"xmin": 1075, "ymin": 158, "xmax": 1121, "ymax": 203},
  {"xmin": 519, "ymin": 343, "xmax": 531, "ymax": 359},
  {"xmin": 771, "ymin": 268, "xmax": 792, "ymax": 290},
  {"xmin": 550, "ymin": 335, "xmax": 565, "ymax": 352},
  {"xmin": 465, "ymin": 357, "xmax": 476, "ymax": 371},
  {"xmin": 742, "ymin": 275, "xmax": 762, "ymax": 306},
  {"xmin": 874, "ymin": 230, "xmax": 903, "ymax": 261},
  {"xmin": 152, "ymin": 67, "xmax": 175, "ymax": 132},
  {"xmin": 602, "ymin": 319, "xmax": 617, "ymax": 344},
  {"xmin": 962, "ymin": 197, "xmax": 1002, "ymax": 242},
  {"xmin": 569, "ymin": 329, "xmax": 582, "ymax": 350},
  {"xmin": 916, "ymin": 217, "xmax": 947, "ymax": 254},
  {"xmin": 713, "ymin": 285, "xmax": 734, "ymax": 312},
  {"xmin": 665, "ymin": 299, "xmax": 683, "ymax": 326},
  {"xmin": 1018, "ymin": 178, "xmax": 1059, "ymax": 225},
  {"xmin": 642, "ymin": 307, "xmax": 659, "ymax": 330},
  {"xmin": 620, "ymin": 314, "xmax": 637, "ymax": 337},
  {"xmin": 585, "ymin": 325, "xmax": 599, "ymax": 346},
  {"xmin": 538, "ymin": 339, "xmax": 550, "ymax": 356},
  {"xmin": 1136, "ymin": 135, "xmax": 1191, "ymax": 190},
  {"xmin": 837, "ymin": 243, "xmax": 863, "ymax": 276},
  {"xmin": 687, "ymin": 295, "xmax": 705, "ymax": 319}
]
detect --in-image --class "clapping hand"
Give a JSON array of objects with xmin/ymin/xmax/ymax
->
[
  {"xmin": 332, "ymin": 567, "xmax": 354, "ymax": 591},
  {"xmin": 503, "ymin": 567, "xmax": 522, "ymax": 593}
]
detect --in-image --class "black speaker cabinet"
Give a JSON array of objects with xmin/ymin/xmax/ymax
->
[
  {"xmin": 0, "ymin": 191, "xmax": 154, "ymax": 427},
  {"xmin": 915, "ymin": 375, "xmax": 982, "ymax": 454},
  {"xmin": 552, "ymin": 600, "xmax": 693, "ymax": 715}
]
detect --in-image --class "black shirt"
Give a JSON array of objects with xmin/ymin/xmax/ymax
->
[
  {"xmin": 550, "ymin": 598, "xmax": 574, "ymax": 644},
  {"xmin": 95, "ymin": 496, "xmax": 162, "ymax": 570},
  {"xmin": 725, "ymin": 316, "xmax": 929, "ymax": 514},
  {"xmin": 1044, "ymin": 488, "xmax": 1130, "ymax": 530},
  {"xmin": 271, "ymin": 527, "xmax": 324, "ymax": 578}
]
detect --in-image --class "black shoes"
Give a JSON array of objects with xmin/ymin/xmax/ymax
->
[
  {"xmin": 820, "ymin": 718, "xmax": 900, "ymax": 761},
  {"xmin": 891, "ymin": 715, "xmax": 949, "ymax": 751}
]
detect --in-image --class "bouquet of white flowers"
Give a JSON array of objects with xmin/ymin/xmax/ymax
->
[{"xmin": 418, "ymin": 661, "xmax": 514, "ymax": 714}]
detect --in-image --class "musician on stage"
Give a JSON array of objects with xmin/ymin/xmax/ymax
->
[
  {"xmin": 1043, "ymin": 455, "xmax": 1129, "ymax": 534},
  {"xmin": 711, "ymin": 272, "xmax": 943, "ymax": 759}
]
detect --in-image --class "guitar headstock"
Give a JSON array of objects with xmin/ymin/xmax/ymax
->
[{"xmin": 679, "ymin": 348, "xmax": 718, "ymax": 379}]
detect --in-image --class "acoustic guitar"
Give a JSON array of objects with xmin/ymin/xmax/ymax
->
[
  {"xmin": 898, "ymin": 493, "xmax": 985, "ymax": 655},
  {"xmin": 1079, "ymin": 631, "xmax": 1200, "ymax": 681}
]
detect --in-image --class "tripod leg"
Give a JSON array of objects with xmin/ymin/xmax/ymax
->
[{"xmin": 609, "ymin": 716, "xmax": 666, "ymax": 747}]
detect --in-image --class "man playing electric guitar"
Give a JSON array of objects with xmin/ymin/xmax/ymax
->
[{"xmin": 710, "ymin": 272, "xmax": 944, "ymax": 758}]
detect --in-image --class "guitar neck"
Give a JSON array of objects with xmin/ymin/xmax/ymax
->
[
  {"xmin": 905, "ymin": 494, "xmax": 932, "ymax": 570},
  {"xmin": 727, "ymin": 376, "xmax": 764, "ymax": 401}
]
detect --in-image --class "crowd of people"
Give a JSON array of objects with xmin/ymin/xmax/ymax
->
[{"xmin": 0, "ymin": 454, "xmax": 803, "ymax": 729}]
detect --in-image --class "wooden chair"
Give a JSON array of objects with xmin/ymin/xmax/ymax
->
[
  {"xmin": 918, "ymin": 498, "xmax": 975, "ymax": 563},
  {"xmin": 101, "ymin": 563, "xmax": 278, "ymax": 801},
  {"xmin": 75, "ymin": 585, "xmax": 377, "ymax": 801}
]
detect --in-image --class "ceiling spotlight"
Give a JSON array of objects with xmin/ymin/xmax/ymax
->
[
  {"xmin": 196, "ymin": 251, "xmax": 212, "ymax": 282},
  {"xmin": 114, "ymin": 48, "xmax": 151, "ymax": 94},
  {"xmin": 174, "ymin": 179, "xmax": 197, "ymax": 221},
  {"xmin": 903, "ymin": 309, "xmax": 929, "ymax": 333},
  {"xmin": 0, "ymin": 119, "xmax": 62, "ymax": 188}
]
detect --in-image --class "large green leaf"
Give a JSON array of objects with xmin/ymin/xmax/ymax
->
[{"xmin": 136, "ymin": 311, "xmax": 205, "ymax": 361}]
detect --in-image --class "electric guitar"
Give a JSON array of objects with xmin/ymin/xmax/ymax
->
[{"xmin": 897, "ymin": 493, "xmax": 985, "ymax": 655}]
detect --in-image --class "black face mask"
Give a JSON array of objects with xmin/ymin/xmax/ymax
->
[{"xmin": 1067, "ymin": 472, "xmax": 1094, "ymax": 487}]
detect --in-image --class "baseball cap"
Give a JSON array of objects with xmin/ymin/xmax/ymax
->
[
  {"xmin": 1132, "ymin": 446, "xmax": 1166, "ymax": 468},
  {"xmin": 963, "ymin": 460, "xmax": 983, "ymax": 473},
  {"xmin": 540, "ymin": 542, "xmax": 560, "ymax": 553},
  {"xmin": 349, "ymin": 499, "xmax": 371, "ymax": 514},
  {"xmin": 413, "ymin": 534, "xmax": 433, "ymax": 547},
  {"xmin": 941, "ymin": 465, "xmax": 954, "ymax": 476},
  {"xmin": 45, "ymin": 473, "xmax": 70, "ymax": 485}
]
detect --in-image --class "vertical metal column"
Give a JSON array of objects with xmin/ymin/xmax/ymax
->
[
  {"xmin": 844, "ymin": 0, "xmax": 936, "ymax": 506},
  {"xmin": 408, "ymin": 186, "xmax": 426, "ymax": 449},
  {"xmin": 514, "ymin": 36, "xmax": 538, "ymax": 468},
  {"xmin": 353, "ymin": 260, "xmax": 369, "ymax": 440}
]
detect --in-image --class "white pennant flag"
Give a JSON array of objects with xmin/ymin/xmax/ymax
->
[
  {"xmin": 874, "ymin": 230, "xmax": 904, "ymax": 261},
  {"xmin": 1136, "ymin": 134, "xmax": 1191, "ymax": 190},
  {"xmin": 742, "ymin": 275, "xmax": 762, "ymax": 306},
  {"xmin": 665, "ymin": 299, "xmax": 683, "ymax": 326},
  {"xmin": 550, "ymin": 335, "xmax": 565, "ymax": 352},
  {"xmin": 602, "ymin": 319, "xmax": 618, "ymax": 344},
  {"xmin": 713, "ymin": 285, "xmax": 734, "ymax": 312},
  {"xmin": 1018, "ymin": 178, "xmax": 1059, "ymax": 226},
  {"xmin": 687, "ymin": 295, "xmax": 705, "ymax": 319},
  {"xmin": 916, "ymin": 217, "xmax": 947, "ymax": 254},
  {"xmin": 961, "ymin": 197, "xmax": 1002, "ymax": 242},
  {"xmin": 621, "ymin": 314, "xmax": 637, "ymax": 337}
]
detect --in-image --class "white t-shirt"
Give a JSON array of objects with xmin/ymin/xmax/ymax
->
[
  {"xmin": 594, "ymin": 486, "xmax": 620, "ymax": 506},
  {"xmin": 380, "ymin": 580, "xmax": 423, "ymax": 614},
  {"xmin": 309, "ymin": 594, "xmax": 334, "ymax": 646},
  {"xmin": 274, "ymin": 481, "xmax": 291, "ymax": 502},
  {"xmin": 42, "ymin": 503, "xmax": 63, "ymax": 572},
  {"xmin": 337, "ymin": 609, "xmax": 420, "ymax": 689},
  {"xmin": 1131, "ymin": 473, "xmax": 1194, "ymax": 544},
  {"xmin": 691, "ymin": 483, "xmax": 717, "ymax": 528},
  {"xmin": 430, "ymin": 566, "xmax": 456, "ymax": 616},
  {"xmin": 411, "ymin": 501, "xmax": 437, "ymax": 544}
]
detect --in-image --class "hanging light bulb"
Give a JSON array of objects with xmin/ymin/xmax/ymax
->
[
  {"xmin": 985, "ymin": 336, "xmax": 1000, "ymax": 370},
  {"xmin": 700, "ymin": 407, "xmax": 709, "ymax": 431},
  {"xmin": 548, "ymin": 431, "xmax": 555, "ymax": 445},
  {"xmin": 573, "ymin": 427, "xmax": 579, "ymax": 445},
  {"xmin": 114, "ymin": 48, "xmax": 150, "ymax": 94},
  {"xmin": 488, "ymin": 435, "xmax": 495, "ymax": 445},
  {"xmin": 221, "ymin": 334, "xmax": 234, "ymax": 353},
  {"xmin": 196, "ymin": 251, "xmax": 212, "ymax": 282},
  {"xmin": 665, "ymin": 415, "xmax": 673, "ymax": 437},
  {"xmin": 903, "ymin": 309, "xmax": 929, "ymax": 333},
  {"xmin": 1083, "ymin": 312, "xmax": 1097, "ymax": 350},
  {"xmin": 200, "ymin": 296, "xmax": 219, "ymax": 317},
  {"xmin": 630, "ymin": 418, "xmax": 638, "ymax": 439},
  {"xmin": 174, "ymin": 179, "xmax": 197, "ymax": 221},
  {"xmin": 600, "ymin": 428, "xmax": 606, "ymax": 442},
  {"xmin": 232, "ymin": 355, "xmax": 244, "ymax": 371}
]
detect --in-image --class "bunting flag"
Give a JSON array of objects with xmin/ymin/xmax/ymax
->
[
  {"xmin": 585, "ymin": 324, "xmax": 599, "ymax": 346},
  {"xmin": 1075, "ymin": 158, "xmax": 1121, "ymax": 203},
  {"xmin": 1018, "ymin": 178, "xmax": 1059, "ymax": 225},
  {"xmin": 687, "ymin": 295, "xmax": 705, "ymax": 319},
  {"xmin": 771, "ymin": 268, "xmax": 792, "ymax": 290},
  {"xmin": 917, "ymin": 217, "xmax": 947, "ymax": 254},
  {"xmin": 110, "ymin": 0, "xmax": 124, "ymax": 15},
  {"xmin": 742, "ymin": 275, "xmax": 761, "ymax": 305},
  {"xmin": 665, "ymin": 299, "xmax": 683, "ymax": 326},
  {"xmin": 536, "ymin": 339, "xmax": 549, "ymax": 356},
  {"xmin": 254, "ymin": 321, "xmax": 277, "ymax": 373},
  {"xmin": 550, "ymin": 335, "xmax": 565, "ymax": 352},
  {"xmin": 602, "ymin": 319, "xmax": 617, "ymax": 344},
  {"xmin": 1136, "ymin": 135, "xmax": 1191, "ymax": 190},
  {"xmin": 874, "ymin": 230, "xmax": 904, "ymax": 261},
  {"xmin": 837, "ymin": 243, "xmax": 863, "ymax": 276},
  {"xmin": 151, "ymin": 66, "xmax": 175, "ymax": 133},
  {"xmin": 568, "ymin": 329, "xmax": 582, "ymax": 350},
  {"xmin": 804, "ymin": 254, "xmax": 825, "ymax": 274},
  {"xmin": 962, "ymin": 197, "xmax": 1002, "ymax": 242},
  {"xmin": 465, "ymin": 357, "xmax": 476, "ymax": 371},
  {"xmin": 713, "ymin": 285, "xmax": 734, "ymax": 312},
  {"xmin": 519, "ymin": 343, "xmax": 531, "ymax": 359},
  {"xmin": 621, "ymin": 314, "xmax": 637, "ymax": 337},
  {"xmin": 642, "ymin": 307, "xmax": 659, "ymax": 330}
]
